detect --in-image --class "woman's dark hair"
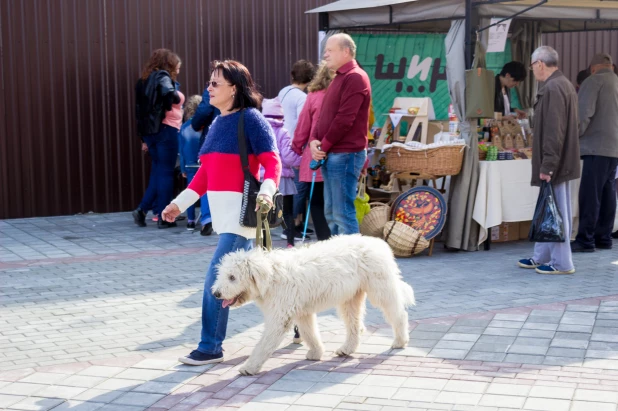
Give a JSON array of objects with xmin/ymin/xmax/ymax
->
[
  {"xmin": 141, "ymin": 49, "xmax": 181, "ymax": 81},
  {"xmin": 211, "ymin": 60, "xmax": 262, "ymax": 111},
  {"xmin": 291, "ymin": 60, "xmax": 316, "ymax": 84},
  {"xmin": 500, "ymin": 61, "xmax": 527, "ymax": 82},
  {"xmin": 577, "ymin": 69, "xmax": 591, "ymax": 86}
]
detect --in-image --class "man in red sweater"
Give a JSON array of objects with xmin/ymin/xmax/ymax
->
[{"xmin": 310, "ymin": 33, "xmax": 371, "ymax": 235}]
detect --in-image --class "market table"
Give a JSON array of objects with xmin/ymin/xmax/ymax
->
[{"xmin": 473, "ymin": 159, "xmax": 618, "ymax": 246}]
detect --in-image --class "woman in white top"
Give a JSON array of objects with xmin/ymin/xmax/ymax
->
[
  {"xmin": 277, "ymin": 60, "xmax": 316, "ymax": 138},
  {"xmin": 278, "ymin": 60, "xmax": 317, "ymax": 236}
]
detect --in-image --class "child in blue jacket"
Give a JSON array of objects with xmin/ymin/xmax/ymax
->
[{"xmin": 178, "ymin": 95, "xmax": 212, "ymax": 234}]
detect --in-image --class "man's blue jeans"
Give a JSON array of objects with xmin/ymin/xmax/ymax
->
[
  {"xmin": 198, "ymin": 233, "xmax": 253, "ymax": 354},
  {"xmin": 186, "ymin": 170, "xmax": 211, "ymax": 225},
  {"xmin": 321, "ymin": 150, "xmax": 367, "ymax": 236},
  {"xmin": 139, "ymin": 125, "xmax": 179, "ymax": 217}
]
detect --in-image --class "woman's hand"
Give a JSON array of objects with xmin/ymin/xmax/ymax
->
[
  {"xmin": 161, "ymin": 203, "xmax": 181, "ymax": 222},
  {"xmin": 256, "ymin": 194, "xmax": 273, "ymax": 213},
  {"xmin": 141, "ymin": 143, "xmax": 149, "ymax": 153}
]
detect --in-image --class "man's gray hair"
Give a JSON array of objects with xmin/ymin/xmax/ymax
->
[
  {"xmin": 532, "ymin": 46, "xmax": 559, "ymax": 68},
  {"xmin": 332, "ymin": 33, "xmax": 357, "ymax": 59}
]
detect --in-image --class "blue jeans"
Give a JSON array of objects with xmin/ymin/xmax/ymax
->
[
  {"xmin": 198, "ymin": 233, "xmax": 253, "ymax": 354},
  {"xmin": 321, "ymin": 150, "xmax": 367, "ymax": 235},
  {"xmin": 139, "ymin": 125, "xmax": 179, "ymax": 217},
  {"xmin": 186, "ymin": 170, "xmax": 211, "ymax": 225}
]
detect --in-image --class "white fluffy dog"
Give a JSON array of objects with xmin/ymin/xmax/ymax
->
[{"xmin": 212, "ymin": 234, "xmax": 415, "ymax": 376}]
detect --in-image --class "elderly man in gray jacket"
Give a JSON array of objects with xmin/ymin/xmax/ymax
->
[
  {"xmin": 571, "ymin": 53, "xmax": 618, "ymax": 252},
  {"xmin": 518, "ymin": 46, "xmax": 580, "ymax": 275}
]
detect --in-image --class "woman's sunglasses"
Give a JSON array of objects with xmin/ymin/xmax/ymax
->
[{"xmin": 207, "ymin": 81, "xmax": 232, "ymax": 88}]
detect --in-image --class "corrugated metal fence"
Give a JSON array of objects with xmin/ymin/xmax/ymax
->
[
  {"xmin": 544, "ymin": 30, "xmax": 618, "ymax": 84},
  {"xmin": 0, "ymin": 0, "xmax": 329, "ymax": 219},
  {"xmin": 2, "ymin": 1, "xmax": 616, "ymax": 220}
]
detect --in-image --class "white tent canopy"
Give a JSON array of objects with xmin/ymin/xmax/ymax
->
[{"xmin": 307, "ymin": 0, "xmax": 618, "ymax": 32}]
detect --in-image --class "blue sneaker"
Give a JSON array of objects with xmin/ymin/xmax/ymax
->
[
  {"xmin": 178, "ymin": 350, "xmax": 223, "ymax": 366},
  {"xmin": 518, "ymin": 258, "xmax": 540, "ymax": 269},
  {"xmin": 535, "ymin": 264, "xmax": 575, "ymax": 275}
]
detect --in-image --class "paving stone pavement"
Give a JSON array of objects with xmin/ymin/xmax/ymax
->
[{"xmin": 1, "ymin": 213, "xmax": 618, "ymax": 410}]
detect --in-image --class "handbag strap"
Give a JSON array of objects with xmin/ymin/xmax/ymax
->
[
  {"xmin": 236, "ymin": 110, "xmax": 252, "ymax": 179},
  {"xmin": 238, "ymin": 111, "xmax": 273, "ymax": 251},
  {"xmin": 473, "ymin": 42, "xmax": 487, "ymax": 70}
]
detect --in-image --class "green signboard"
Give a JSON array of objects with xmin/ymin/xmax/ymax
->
[{"xmin": 351, "ymin": 33, "xmax": 519, "ymax": 126}]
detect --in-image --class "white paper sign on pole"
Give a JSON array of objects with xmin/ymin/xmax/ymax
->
[{"xmin": 487, "ymin": 18, "xmax": 511, "ymax": 53}]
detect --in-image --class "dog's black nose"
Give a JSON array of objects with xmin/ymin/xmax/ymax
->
[{"xmin": 213, "ymin": 291, "xmax": 221, "ymax": 299}]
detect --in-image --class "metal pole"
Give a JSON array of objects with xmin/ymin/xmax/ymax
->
[{"xmin": 465, "ymin": 0, "xmax": 473, "ymax": 69}]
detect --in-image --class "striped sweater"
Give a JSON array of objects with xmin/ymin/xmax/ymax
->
[{"xmin": 172, "ymin": 108, "xmax": 281, "ymax": 238}]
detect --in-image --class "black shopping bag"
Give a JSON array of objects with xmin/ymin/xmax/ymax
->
[{"xmin": 528, "ymin": 181, "xmax": 566, "ymax": 243}]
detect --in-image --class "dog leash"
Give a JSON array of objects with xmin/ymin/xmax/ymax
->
[
  {"xmin": 301, "ymin": 171, "xmax": 317, "ymax": 242},
  {"xmin": 255, "ymin": 200, "xmax": 273, "ymax": 251}
]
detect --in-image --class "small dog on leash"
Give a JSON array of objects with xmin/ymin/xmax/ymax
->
[{"xmin": 212, "ymin": 234, "xmax": 415, "ymax": 376}]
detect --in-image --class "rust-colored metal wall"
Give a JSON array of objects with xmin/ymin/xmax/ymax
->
[
  {"xmin": 544, "ymin": 30, "xmax": 618, "ymax": 85},
  {"xmin": 0, "ymin": 0, "xmax": 330, "ymax": 219}
]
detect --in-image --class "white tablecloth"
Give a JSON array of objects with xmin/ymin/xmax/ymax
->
[{"xmin": 473, "ymin": 159, "xmax": 618, "ymax": 245}]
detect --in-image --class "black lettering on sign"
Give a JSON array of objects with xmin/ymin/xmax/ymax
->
[
  {"xmin": 430, "ymin": 57, "xmax": 447, "ymax": 93},
  {"xmin": 376, "ymin": 54, "xmax": 407, "ymax": 80}
]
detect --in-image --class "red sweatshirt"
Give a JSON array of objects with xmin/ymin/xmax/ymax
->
[{"xmin": 310, "ymin": 60, "xmax": 371, "ymax": 153}]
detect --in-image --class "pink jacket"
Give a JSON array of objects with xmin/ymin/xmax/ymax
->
[{"xmin": 292, "ymin": 90, "xmax": 325, "ymax": 183}]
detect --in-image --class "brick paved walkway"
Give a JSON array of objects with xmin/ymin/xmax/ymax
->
[{"xmin": 1, "ymin": 213, "xmax": 618, "ymax": 411}]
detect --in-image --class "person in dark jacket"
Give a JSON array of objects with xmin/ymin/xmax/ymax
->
[
  {"xmin": 189, "ymin": 89, "xmax": 221, "ymax": 236},
  {"xmin": 179, "ymin": 95, "xmax": 213, "ymax": 233},
  {"xmin": 192, "ymin": 88, "xmax": 221, "ymax": 152},
  {"xmin": 133, "ymin": 49, "xmax": 183, "ymax": 228},
  {"xmin": 518, "ymin": 46, "xmax": 580, "ymax": 275},
  {"xmin": 494, "ymin": 61, "xmax": 527, "ymax": 119},
  {"xmin": 572, "ymin": 53, "xmax": 618, "ymax": 252},
  {"xmin": 576, "ymin": 69, "xmax": 590, "ymax": 92}
]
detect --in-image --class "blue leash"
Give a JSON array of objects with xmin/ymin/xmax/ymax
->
[{"xmin": 302, "ymin": 171, "xmax": 317, "ymax": 242}]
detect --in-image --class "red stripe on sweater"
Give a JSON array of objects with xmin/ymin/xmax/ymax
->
[{"xmin": 187, "ymin": 152, "xmax": 281, "ymax": 196}]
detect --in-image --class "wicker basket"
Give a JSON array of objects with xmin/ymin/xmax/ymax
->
[
  {"xmin": 383, "ymin": 221, "xmax": 430, "ymax": 257},
  {"xmin": 384, "ymin": 145, "xmax": 465, "ymax": 176},
  {"xmin": 360, "ymin": 202, "xmax": 391, "ymax": 238}
]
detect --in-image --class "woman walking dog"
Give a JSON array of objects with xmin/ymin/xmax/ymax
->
[{"xmin": 161, "ymin": 61, "xmax": 282, "ymax": 365}]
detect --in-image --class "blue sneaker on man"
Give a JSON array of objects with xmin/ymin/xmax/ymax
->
[
  {"xmin": 518, "ymin": 258, "xmax": 540, "ymax": 269},
  {"xmin": 178, "ymin": 350, "xmax": 223, "ymax": 366},
  {"xmin": 535, "ymin": 264, "xmax": 575, "ymax": 275}
]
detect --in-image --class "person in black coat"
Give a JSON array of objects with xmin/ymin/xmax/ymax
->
[
  {"xmin": 133, "ymin": 49, "xmax": 183, "ymax": 228},
  {"xmin": 494, "ymin": 61, "xmax": 527, "ymax": 119}
]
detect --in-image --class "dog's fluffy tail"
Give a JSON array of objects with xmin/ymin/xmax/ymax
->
[{"xmin": 399, "ymin": 281, "xmax": 416, "ymax": 307}]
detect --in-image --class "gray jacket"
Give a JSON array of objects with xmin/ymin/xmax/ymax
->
[
  {"xmin": 578, "ymin": 68, "xmax": 618, "ymax": 158},
  {"xmin": 531, "ymin": 70, "xmax": 581, "ymax": 187}
]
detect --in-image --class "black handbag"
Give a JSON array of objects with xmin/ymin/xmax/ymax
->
[{"xmin": 237, "ymin": 110, "xmax": 285, "ymax": 229}]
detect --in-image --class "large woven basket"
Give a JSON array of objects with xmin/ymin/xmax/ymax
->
[
  {"xmin": 384, "ymin": 145, "xmax": 465, "ymax": 176},
  {"xmin": 383, "ymin": 221, "xmax": 430, "ymax": 257},
  {"xmin": 360, "ymin": 202, "xmax": 391, "ymax": 238}
]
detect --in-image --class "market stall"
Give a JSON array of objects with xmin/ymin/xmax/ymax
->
[
  {"xmin": 474, "ymin": 159, "xmax": 618, "ymax": 245},
  {"xmin": 307, "ymin": 0, "xmax": 618, "ymax": 252}
]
